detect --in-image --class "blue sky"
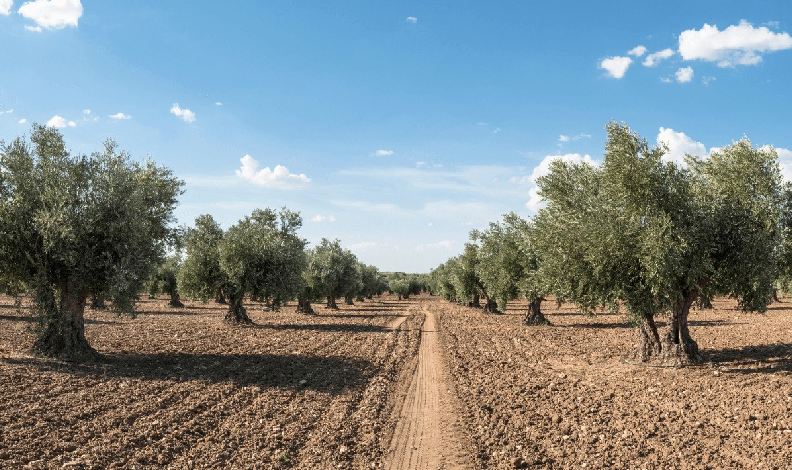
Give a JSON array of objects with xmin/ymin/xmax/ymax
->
[{"xmin": 1, "ymin": 1, "xmax": 791, "ymax": 272}]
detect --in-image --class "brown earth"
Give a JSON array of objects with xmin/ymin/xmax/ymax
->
[
  {"xmin": 0, "ymin": 294, "xmax": 423, "ymax": 469},
  {"xmin": 436, "ymin": 296, "xmax": 792, "ymax": 469},
  {"xmin": 3, "ymin": 294, "xmax": 792, "ymax": 469}
]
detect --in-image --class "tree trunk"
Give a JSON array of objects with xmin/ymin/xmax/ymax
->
[
  {"xmin": 33, "ymin": 282, "xmax": 98, "ymax": 361},
  {"xmin": 661, "ymin": 293, "xmax": 700, "ymax": 366},
  {"xmin": 355, "ymin": 295, "xmax": 365, "ymax": 302},
  {"xmin": 524, "ymin": 297, "xmax": 550, "ymax": 325},
  {"xmin": 344, "ymin": 296, "xmax": 354, "ymax": 305},
  {"xmin": 225, "ymin": 294, "xmax": 252, "ymax": 324},
  {"xmin": 470, "ymin": 293, "xmax": 481, "ymax": 308},
  {"xmin": 633, "ymin": 313, "xmax": 661, "ymax": 362},
  {"xmin": 168, "ymin": 291, "xmax": 184, "ymax": 308},
  {"xmin": 90, "ymin": 293, "xmax": 107, "ymax": 310},
  {"xmin": 214, "ymin": 287, "xmax": 226, "ymax": 304},
  {"xmin": 296, "ymin": 297, "xmax": 315, "ymax": 314},
  {"xmin": 326, "ymin": 295, "xmax": 339, "ymax": 309},
  {"xmin": 772, "ymin": 289, "xmax": 780, "ymax": 302},
  {"xmin": 483, "ymin": 298, "xmax": 500, "ymax": 314},
  {"xmin": 696, "ymin": 296, "xmax": 713, "ymax": 309}
]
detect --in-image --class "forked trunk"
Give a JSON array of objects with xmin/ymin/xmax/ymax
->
[
  {"xmin": 326, "ymin": 295, "xmax": 339, "ymax": 309},
  {"xmin": 661, "ymin": 293, "xmax": 700, "ymax": 366},
  {"xmin": 483, "ymin": 298, "xmax": 500, "ymax": 314},
  {"xmin": 225, "ymin": 294, "xmax": 252, "ymax": 324},
  {"xmin": 296, "ymin": 297, "xmax": 315, "ymax": 314},
  {"xmin": 524, "ymin": 296, "xmax": 549, "ymax": 325},
  {"xmin": 633, "ymin": 313, "xmax": 661, "ymax": 362},
  {"xmin": 344, "ymin": 296, "xmax": 354, "ymax": 305},
  {"xmin": 214, "ymin": 287, "xmax": 226, "ymax": 304},
  {"xmin": 33, "ymin": 281, "xmax": 98, "ymax": 361},
  {"xmin": 470, "ymin": 293, "xmax": 481, "ymax": 308}
]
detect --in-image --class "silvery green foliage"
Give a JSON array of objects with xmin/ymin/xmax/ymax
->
[
  {"xmin": 179, "ymin": 214, "xmax": 225, "ymax": 302},
  {"xmin": 533, "ymin": 122, "xmax": 783, "ymax": 362},
  {"xmin": 357, "ymin": 263, "xmax": 386, "ymax": 298},
  {"xmin": 428, "ymin": 260, "xmax": 458, "ymax": 301},
  {"xmin": 471, "ymin": 212, "xmax": 538, "ymax": 311},
  {"xmin": 451, "ymin": 243, "xmax": 483, "ymax": 304},
  {"xmin": 220, "ymin": 208, "xmax": 307, "ymax": 312},
  {"xmin": 0, "ymin": 125, "xmax": 182, "ymax": 358},
  {"xmin": 302, "ymin": 238, "xmax": 359, "ymax": 306}
]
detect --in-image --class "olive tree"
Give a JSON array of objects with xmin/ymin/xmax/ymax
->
[
  {"xmin": 0, "ymin": 125, "xmax": 182, "ymax": 360},
  {"xmin": 219, "ymin": 208, "xmax": 307, "ymax": 323},
  {"xmin": 178, "ymin": 214, "xmax": 226, "ymax": 304},
  {"xmin": 301, "ymin": 238, "xmax": 359, "ymax": 309},
  {"xmin": 533, "ymin": 122, "xmax": 783, "ymax": 365},
  {"xmin": 148, "ymin": 255, "xmax": 184, "ymax": 307}
]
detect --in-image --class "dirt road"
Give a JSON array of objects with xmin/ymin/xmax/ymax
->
[{"xmin": 385, "ymin": 303, "xmax": 472, "ymax": 470}]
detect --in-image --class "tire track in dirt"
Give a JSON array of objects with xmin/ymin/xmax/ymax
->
[{"xmin": 385, "ymin": 303, "xmax": 472, "ymax": 470}]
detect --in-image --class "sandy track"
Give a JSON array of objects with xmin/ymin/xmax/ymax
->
[{"xmin": 385, "ymin": 304, "xmax": 472, "ymax": 470}]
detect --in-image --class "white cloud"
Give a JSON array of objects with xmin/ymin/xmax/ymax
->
[
  {"xmin": 109, "ymin": 112, "xmax": 131, "ymax": 120},
  {"xmin": 558, "ymin": 135, "xmax": 570, "ymax": 142},
  {"xmin": 310, "ymin": 215, "xmax": 336, "ymax": 223},
  {"xmin": 679, "ymin": 20, "xmax": 792, "ymax": 67},
  {"xmin": 215, "ymin": 102, "xmax": 223, "ymax": 106},
  {"xmin": 642, "ymin": 48, "xmax": 675, "ymax": 67},
  {"xmin": 772, "ymin": 147, "xmax": 792, "ymax": 182},
  {"xmin": 521, "ymin": 153, "xmax": 597, "ymax": 211},
  {"xmin": 0, "ymin": 108, "xmax": 12, "ymax": 115},
  {"xmin": 235, "ymin": 154, "xmax": 310, "ymax": 189},
  {"xmin": 492, "ymin": 127, "xmax": 501, "ymax": 134},
  {"xmin": 675, "ymin": 66, "xmax": 694, "ymax": 83},
  {"xmin": 415, "ymin": 161, "xmax": 426, "ymax": 167},
  {"xmin": 702, "ymin": 76, "xmax": 716, "ymax": 86},
  {"xmin": 599, "ymin": 56, "xmax": 632, "ymax": 79},
  {"xmin": 18, "ymin": 0, "xmax": 83, "ymax": 29},
  {"xmin": 18, "ymin": 118, "xmax": 27, "ymax": 124},
  {"xmin": 628, "ymin": 45, "xmax": 647, "ymax": 57},
  {"xmin": 0, "ymin": 0, "xmax": 12, "ymax": 15},
  {"xmin": 25, "ymin": 25, "xmax": 41, "ymax": 32},
  {"xmin": 573, "ymin": 133, "xmax": 592, "ymax": 140},
  {"xmin": 657, "ymin": 127, "xmax": 706, "ymax": 165},
  {"xmin": 416, "ymin": 240, "xmax": 457, "ymax": 252},
  {"xmin": 371, "ymin": 149, "xmax": 394, "ymax": 157},
  {"xmin": 406, "ymin": 16, "xmax": 417, "ymax": 23},
  {"xmin": 170, "ymin": 103, "xmax": 196, "ymax": 123},
  {"xmin": 46, "ymin": 115, "xmax": 75, "ymax": 128},
  {"xmin": 660, "ymin": 77, "xmax": 673, "ymax": 83}
]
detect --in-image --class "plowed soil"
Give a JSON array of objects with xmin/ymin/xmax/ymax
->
[
  {"xmin": 436, "ymin": 296, "xmax": 792, "ymax": 469},
  {"xmin": 0, "ymin": 295, "xmax": 423, "ymax": 469},
  {"xmin": 3, "ymin": 294, "xmax": 792, "ymax": 469}
]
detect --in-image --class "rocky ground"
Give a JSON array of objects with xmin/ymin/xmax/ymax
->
[
  {"xmin": 436, "ymin": 296, "xmax": 792, "ymax": 469},
  {"xmin": 0, "ymin": 294, "xmax": 422, "ymax": 469}
]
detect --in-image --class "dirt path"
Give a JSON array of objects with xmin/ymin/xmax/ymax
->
[{"xmin": 385, "ymin": 303, "xmax": 472, "ymax": 470}]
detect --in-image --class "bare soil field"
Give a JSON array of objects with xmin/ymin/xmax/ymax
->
[
  {"xmin": 0, "ymin": 294, "xmax": 422, "ymax": 469},
  {"xmin": 436, "ymin": 297, "xmax": 792, "ymax": 469}
]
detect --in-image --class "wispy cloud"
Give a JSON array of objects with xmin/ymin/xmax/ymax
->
[
  {"xmin": 18, "ymin": 118, "xmax": 27, "ymax": 124},
  {"xmin": 406, "ymin": 16, "xmax": 417, "ymax": 23},
  {"xmin": 627, "ymin": 45, "xmax": 647, "ymax": 57},
  {"xmin": 371, "ymin": 149, "xmax": 394, "ymax": 157},
  {"xmin": 642, "ymin": 48, "xmax": 675, "ymax": 67},
  {"xmin": 310, "ymin": 215, "xmax": 336, "ymax": 223},
  {"xmin": 109, "ymin": 112, "xmax": 131, "ymax": 120}
]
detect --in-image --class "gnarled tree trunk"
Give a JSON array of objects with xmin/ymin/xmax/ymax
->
[
  {"xmin": 33, "ymin": 281, "xmax": 98, "ymax": 361},
  {"xmin": 344, "ymin": 296, "xmax": 354, "ymax": 305},
  {"xmin": 524, "ymin": 296, "xmax": 549, "ymax": 325},
  {"xmin": 214, "ymin": 287, "xmax": 226, "ymax": 304},
  {"xmin": 470, "ymin": 293, "xmax": 481, "ymax": 308},
  {"xmin": 633, "ymin": 313, "xmax": 661, "ymax": 362},
  {"xmin": 168, "ymin": 290, "xmax": 184, "ymax": 308},
  {"xmin": 225, "ymin": 293, "xmax": 252, "ymax": 324},
  {"xmin": 355, "ymin": 295, "xmax": 365, "ymax": 302},
  {"xmin": 661, "ymin": 293, "xmax": 700, "ymax": 366},
  {"xmin": 296, "ymin": 297, "xmax": 314, "ymax": 314},
  {"xmin": 483, "ymin": 297, "xmax": 499, "ymax": 314},
  {"xmin": 326, "ymin": 294, "xmax": 339, "ymax": 309}
]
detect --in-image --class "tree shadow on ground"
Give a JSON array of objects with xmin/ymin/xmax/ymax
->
[
  {"xmin": 249, "ymin": 323, "xmax": 393, "ymax": 333},
  {"xmin": 702, "ymin": 343, "xmax": 792, "ymax": 374},
  {"xmin": 556, "ymin": 321, "xmax": 633, "ymax": 329},
  {"xmin": 0, "ymin": 314, "xmax": 37, "ymax": 323},
  {"xmin": 688, "ymin": 319, "xmax": 745, "ymax": 327},
  {"xmin": 1, "ymin": 352, "xmax": 374, "ymax": 395},
  {"xmin": 317, "ymin": 313, "xmax": 405, "ymax": 320}
]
